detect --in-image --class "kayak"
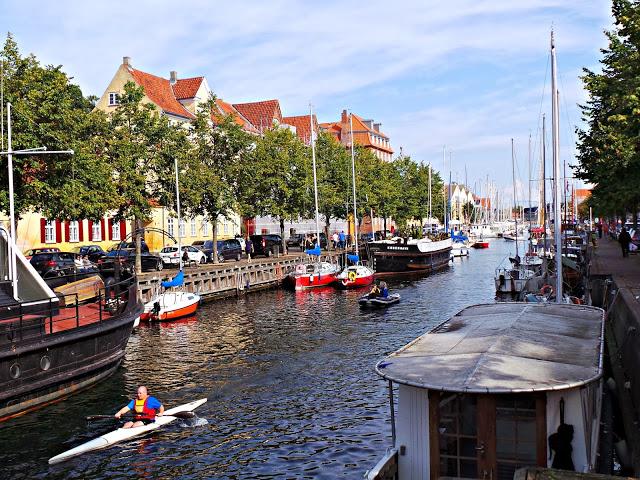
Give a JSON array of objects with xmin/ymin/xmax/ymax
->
[
  {"xmin": 48, "ymin": 398, "xmax": 207, "ymax": 465},
  {"xmin": 359, "ymin": 293, "xmax": 401, "ymax": 307}
]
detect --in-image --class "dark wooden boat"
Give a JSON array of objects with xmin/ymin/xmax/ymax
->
[{"xmin": 366, "ymin": 238, "xmax": 451, "ymax": 275}]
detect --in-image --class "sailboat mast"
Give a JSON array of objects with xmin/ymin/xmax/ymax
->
[
  {"xmin": 174, "ymin": 157, "xmax": 182, "ymax": 271},
  {"xmin": 310, "ymin": 104, "xmax": 320, "ymax": 247},
  {"xmin": 528, "ymin": 133, "xmax": 533, "ymax": 236},
  {"xmin": 542, "ymin": 114, "xmax": 548, "ymax": 276},
  {"xmin": 511, "ymin": 139, "xmax": 518, "ymax": 257},
  {"xmin": 349, "ymin": 113, "xmax": 359, "ymax": 256},
  {"xmin": 428, "ymin": 164, "xmax": 432, "ymax": 225},
  {"xmin": 551, "ymin": 31, "xmax": 563, "ymax": 303}
]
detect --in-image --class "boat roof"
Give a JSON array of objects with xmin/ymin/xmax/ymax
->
[{"xmin": 376, "ymin": 303, "xmax": 604, "ymax": 393}]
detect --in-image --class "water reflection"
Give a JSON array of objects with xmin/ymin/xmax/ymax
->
[{"xmin": 0, "ymin": 240, "xmax": 519, "ymax": 479}]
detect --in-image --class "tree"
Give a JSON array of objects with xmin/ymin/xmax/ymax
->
[
  {"xmin": 0, "ymin": 33, "xmax": 116, "ymax": 221},
  {"xmin": 238, "ymin": 127, "xmax": 309, "ymax": 254}
]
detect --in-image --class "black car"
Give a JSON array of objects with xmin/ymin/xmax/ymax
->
[
  {"xmin": 286, "ymin": 233, "xmax": 305, "ymax": 249},
  {"xmin": 71, "ymin": 245, "xmax": 107, "ymax": 263},
  {"xmin": 111, "ymin": 240, "xmax": 150, "ymax": 253},
  {"xmin": 97, "ymin": 248, "xmax": 162, "ymax": 276},
  {"xmin": 250, "ymin": 234, "xmax": 283, "ymax": 257},
  {"xmin": 30, "ymin": 252, "xmax": 78, "ymax": 278},
  {"xmin": 202, "ymin": 239, "xmax": 244, "ymax": 262}
]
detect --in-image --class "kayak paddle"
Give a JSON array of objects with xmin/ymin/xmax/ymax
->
[{"xmin": 86, "ymin": 411, "xmax": 195, "ymax": 421}]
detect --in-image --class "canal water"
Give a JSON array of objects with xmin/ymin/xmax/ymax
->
[{"xmin": 1, "ymin": 240, "xmax": 523, "ymax": 479}]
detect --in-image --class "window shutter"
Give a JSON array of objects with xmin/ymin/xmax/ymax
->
[
  {"xmin": 120, "ymin": 220, "xmax": 126, "ymax": 239},
  {"xmin": 55, "ymin": 220, "xmax": 62, "ymax": 243},
  {"xmin": 100, "ymin": 219, "xmax": 105, "ymax": 240},
  {"xmin": 40, "ymin": 218, "xmax": 46, "ymax": 243},
  {"xmin": 88, "ymin": 220, "xmax": 93, "ymax": 241},
  {"xmin": 65, "ymin": 221, "xmax": 70, "ymax": 242},
  {"xmin": 79, "ymin": 220, "xmax": 84, "ymax": 241},
  {"xmin": 108, "ymin": 219, "xmax": 114, "ymax": 240}
]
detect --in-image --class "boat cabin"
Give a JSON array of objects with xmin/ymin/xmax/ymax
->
[{"xmin": 367, "ymin": 303, "xmax": 604, "ymax": 480}]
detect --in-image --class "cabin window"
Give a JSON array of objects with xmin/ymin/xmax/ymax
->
[
  {"xmin": 108, "ymin": 92, "xmax": 119, "ymax": 106},
  {"xmin": 190, "ymin": 218, "xmax": 196, "ymax": 237},
  {"xmin": 167, "ymin": 217, "xmax": 174, "ymax": 237},
  {"xmin": 179, "ymin": 219, "xmax": 186, "ymax": 238},
  {"xmin": 438, "ymin": 393, "xmax": 478, "ymax": 478},
  {"xmin": 68, "ymin": 221, "xmax": 79, "ymax": 243},
  {"xmin": 44, "ymin": 220, "xmax": 56, "ymax": 243},
  {"xmin": 495, "ymin": 396, "xmax": 538, "ymax": 480}
]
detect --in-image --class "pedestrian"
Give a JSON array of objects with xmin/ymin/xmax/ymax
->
[
  {"xmin": 597, "ymin": 222, "xmax": 603, "ymax": 239},
  {"xmin": 338, "ymin": 230, "xmax": 346, "ymax": 250},
  {"xmin": 182, "ymin": 249, "xmax": 190, "ymax": 267},
  {"xmin": 245, "ymin": 236, "xmax": 253, "ymax": 262},
  {"xmin": 114, "ymin": 385, "xmax": 164, "ymax": 429},
  {"xmin": 332, "ymin": 231, "xmax": 339, "ymax": 250},
  {"xmin": 619, "ymin": 227, "xmax": 632, "ymax": 258}
]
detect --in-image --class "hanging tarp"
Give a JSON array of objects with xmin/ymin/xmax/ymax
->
[
  {"xmin": 161, "ymin": 270, "xmax": 184, "ymax": 289},
  {"xmin": 305, "ymin": 246, "xmax": 321, "ymax": 256},
  {"xmin": 347, "ymin": 254, "xmax": 360, "ymax": 263}
]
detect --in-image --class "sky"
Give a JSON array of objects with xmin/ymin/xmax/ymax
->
[{"xmin": 0, "ymin": 0, "xmax": 613, "ymax": 201}]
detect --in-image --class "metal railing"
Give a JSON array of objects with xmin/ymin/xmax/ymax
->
[{"xmin": 0, "ymin": 277, "xmax": 135, "ymax": 346}]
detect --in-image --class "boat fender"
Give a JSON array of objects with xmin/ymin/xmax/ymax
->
[
  {"xmin": 310, "ymin": 274, "xmax": 314, "ymax": 283},
  {"xmin": 348, "ymin": 271, "xmax": 357, "ymax": 282},
  {"xmin": 540, "ymin": 284, "xmax": 554, "ymax": 296},
  {"xmin": 569, "ymin": 296, "xmax": 582, "ymax": 305}
]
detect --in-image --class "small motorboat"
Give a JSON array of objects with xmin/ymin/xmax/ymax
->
[
  {"xmin": 284, "ymin": 261, "xmax": 339, "ymax": 291},
  {"xmin": 334, "ymin": 264, "xmax": 375, "ymax": 289},
  {"xmin": 140, "ymin": 271, "xmax": 201, "ymax": 321},
  {"xmin": 471, "ymin": 241, "xmax": 489, "ymax": 249},
  {"xmin": 359, "ymin": 293, "xmax": 401, "ymax": 307}
]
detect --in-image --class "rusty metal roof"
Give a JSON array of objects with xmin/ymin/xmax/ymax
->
[{"xmin": 376, "ymin": 303, "xmax": 604, "ymax": 393}]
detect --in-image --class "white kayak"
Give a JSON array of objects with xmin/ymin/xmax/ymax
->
[{"xmin": 48, "ymin": 397, "xmax": 207, "ymax": 465}]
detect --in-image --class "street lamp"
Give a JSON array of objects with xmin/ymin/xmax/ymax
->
[{"xmin": 0, "ymin": 102, "xmax": 74, "ymax": 300}]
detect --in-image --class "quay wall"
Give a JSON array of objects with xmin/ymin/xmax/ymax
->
[{"xmin": 136, "ymin": 254, "xmax": 340, "ymax": 304}]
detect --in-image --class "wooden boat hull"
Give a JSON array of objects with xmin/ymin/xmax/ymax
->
[
  {"xmin": 48, "ymin": 398, "xmax": 208, "ymax": 464},
  {"xmin": 334, "ymin": 274, "xmax": 374, "ymax": 289},
  {"xmin": 367, "ymin": 239, "xmax": 451, "ymax": 274}
]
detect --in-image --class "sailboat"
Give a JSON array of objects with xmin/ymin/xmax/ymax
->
[
  {"xmin": 284, "ymin": 105, "xmax": 339, "ymax": 291},
  {"xmin": 140, "ymin": 158, "xmax": 201, "ymax": 320},
  {"xmin": 334, "ymin": 112, "xmax": 375, "ymax": 289}
]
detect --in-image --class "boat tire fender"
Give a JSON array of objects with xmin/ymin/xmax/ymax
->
[{"xmin": 540, "ymin": 284, "xmax": 554, "ymax": 296}]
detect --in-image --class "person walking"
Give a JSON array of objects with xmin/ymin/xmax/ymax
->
[
  {"xmin": 332, "ymin": 231, "xmax": 339, "ymax": 250},
  {"xmin": 338, "ymin": 231, "xmax": 346, "ymax": 250},
  {"xmin": 619, "ymin": 227, "xmax": 632, "ymax": 258},
  {"xmin": 115, "ymin": 385, "xmax": 164, "ymax": 429},
  {"xmin": 597, "ymin": 222, "xmax": 603, "ymax": 239},
  {"xmin": 245, "ymin": 236, "xmax": 253, "ymax": 262}
]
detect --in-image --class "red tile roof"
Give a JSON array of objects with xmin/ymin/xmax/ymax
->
[
  {"xmin": 172, "ymin": 76, "xmax": 204, "ymax": 100},
  {"xmin": 129, "ymin": 68, "xmax": 194, "ymax": 119},
  {"xmin": 282, "ymin": 115, "xmax": 318, "ymax": 144},
  {"xmin": 213, "ymin": 98, "xmax": 259, "ymax": 134},
  {"xmin": 232, "ymin": 99, "xmax": 282, "ymax": 132}
]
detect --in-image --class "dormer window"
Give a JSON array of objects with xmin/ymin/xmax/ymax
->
[{"xmin": 108, "ymin": 92, "xmax": 120, "ymax": 106}]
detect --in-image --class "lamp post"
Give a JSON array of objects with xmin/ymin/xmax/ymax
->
[{"xmin": 0, "ymin": 102, "xmax": 74, "ymax": 300}]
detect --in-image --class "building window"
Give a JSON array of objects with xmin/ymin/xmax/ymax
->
[
  {"xmin": 45, "ymin": 221, "xmax": 56, "ymax": 243},
  {"xmin": 112, "ymin": 220, "xmax": 121, "ymax": 241},
  {"xmin": 179, "ymin": 219, "xmax": 186, "ymax": 238},
  {"xmin": 202, "ymin": 220, "xmax": 209, "ymax": 237},
  {"xmin": 108, "ymin": 92, "xmax": 119, "ymax": 106},
  {"xmin": 223, "ymin": 220, "xmax": 229, "ymax": 235},
  {"xmin": 190, "ymin": 218, "xmax": 196, "ymax": 237},
  {"xmin": 92, "ymin": 221, "xmax": 102, "ymax": 241},
  {"xmin": 69, "ymin": 221, "xmax": 79, "ymax": 243},
  {"xmin": 167, "ymin": 218, "xmax": 175, "ymax": 237}
]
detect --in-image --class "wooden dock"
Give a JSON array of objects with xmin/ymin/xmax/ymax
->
[{"xmin": 136, "ymin": 253, "xmax": 339, "ymax": 304}]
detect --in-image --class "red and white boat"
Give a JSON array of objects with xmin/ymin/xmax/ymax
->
[
  {"xmin": 284, "ymin": 262, "xmax": 339, "ymax": 291},
  {"xmin": 140, "ymin": 291, "xmax": 200, "ymax": 322},
  {"xmin": 471, "ymin": 240, "xmax": 490, "ymax": 249},
  {"xmin": 334, "ymin": 264, "xmax": 374, "ymax": 289}
]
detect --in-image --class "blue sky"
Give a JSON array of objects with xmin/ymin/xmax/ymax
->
[{"xmin": 1, "ymin": 0, "xmax": 613, "ymax": 198}]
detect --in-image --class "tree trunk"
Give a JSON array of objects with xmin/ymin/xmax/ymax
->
[
  {"xmin": 324, "ymin": 215, "xmax": 331, "ymax": 250},
  {"xmin": 135, "ymin": 218, "xmax": 142, "ymax": 275},
  {"xmin": 212, "ymin": 220, "xmax": 219, "ymax": 263},
  {"xmin": 279, "ymin": 217, "xmax": 287, "ymax": 255}
]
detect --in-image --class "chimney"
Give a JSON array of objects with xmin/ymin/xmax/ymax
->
[
  {"xmin": 363, "ymin": 119, "xmax": 373, "ymax": 130},
  {"xmin": 123, "ymin": 56, "xmax": 131, "ymax": 66},
  {"xmin": 341, "ymin": 109, "xmax": 348, "ymax": 124},
  {"xmin": 373, "ymin": 123, "xmax": 381, "ymax": 132},
  {"xmin": 170, "ymin": 71, "xmax": 177, "ymax": 85}
]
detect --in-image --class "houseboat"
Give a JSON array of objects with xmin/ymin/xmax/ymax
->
[
  {"xmin": 0, "ymin": 228, "xmax": 141, "ymax": 422},
  {"xmin": 367, "ymin": 303, "xmax": 604, "ymax": 480},
  {"xmin": 366, "ymin": 237, "xmax": 452, "ymax": 275}
]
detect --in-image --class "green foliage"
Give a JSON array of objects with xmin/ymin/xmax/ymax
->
[
  {"xmin": 0, "ymin": 33, "xmax": 116, "ymax": 220},
  {"xmin": 576, "ymin": 0, "xmax": 640, "ymax": 218},
  {"xmin": 315, "ymin": 132, "xmax": 351, "ymax": 231}
]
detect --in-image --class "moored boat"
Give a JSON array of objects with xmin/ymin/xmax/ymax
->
[
  {"xmin": 358, "ymin": 293, "xmax": 400, "ymax": 307},
  {"xmin": 48, "ymin": 397, "xmax": 207, "ymax": 464},
  {"xmin": 367, "ymin": 237, "xmax": 451, "ymax": 275},
  {"xmin": 334, "ymin": 264, "xmax": 374, "ymax": 289},
  {"xmin": 367, "ymin": 303, "xmax": 605, "ymax": 479},
  {"xmin": 284, "ymin": 261, "xmax": 339, "ymax": 290},
  {"xmin": 140, "ymin": 290, "xmax": 200, "ymax": 322},
  {"xmin": 471, "ymin": 240, "xmax": 489, "ymax": 248}
]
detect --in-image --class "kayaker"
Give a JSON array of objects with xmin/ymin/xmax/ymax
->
[{"xmin": 115, "ymin": 386, "xmax": 164, "ymax": 428}]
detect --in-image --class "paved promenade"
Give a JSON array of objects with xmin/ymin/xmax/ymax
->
[{"xmin": 591, "ymin": 235, "xmax": 640, "ymax": 293}]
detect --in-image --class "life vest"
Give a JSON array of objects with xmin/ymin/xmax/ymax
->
[{"xmin": 133, "ymin": 397, "xmax": 156, "ymax": 421}]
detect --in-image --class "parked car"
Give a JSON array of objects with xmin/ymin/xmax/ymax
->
[
  {"xmin": 70, "ymin": 245, "xmax": 107, "ymax": 263},
  {"xmin": 97, "ymin": 247, "xmax": 162, "ymax": 275},
  {"xmin": 286, "ymin": 233, "xmax": 305, "ymax": 249},
  {"xmin": 235, "ymin": 235, "xmax": 246, "ymax": 252},
  {"xmin": 30, "ymin": 252, "xmax": 78, "ymax": 278},
  {"xmin": 201, "ymin": 239, "xmax": 244, "ymax": 262},
  {"xmin": 24, "ymin": 247, "xmax": 60, "ymax": 260},
  {"xmin": 298, "ymin": 232, "xmax": 328, "ymax": 250},
  {"xmin": 191, "ymin": 240, "xmax": 206, "ymax": 250},
  {"xmin": 250, "ymin": 234, "xmax": 283, "ymax": 257},
  {"xmin": 160, "ymin": 245, "xmax": 207, "ymax": 266}
]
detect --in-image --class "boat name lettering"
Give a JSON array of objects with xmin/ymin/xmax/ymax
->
[{"xmin": 388, "ymin": 246, "xmax": 409, "ymax": 251}]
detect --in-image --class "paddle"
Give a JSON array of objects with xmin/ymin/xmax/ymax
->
[{"xmin": 86, "ymin": 411, "xmax": 195, "ymax": 421}]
